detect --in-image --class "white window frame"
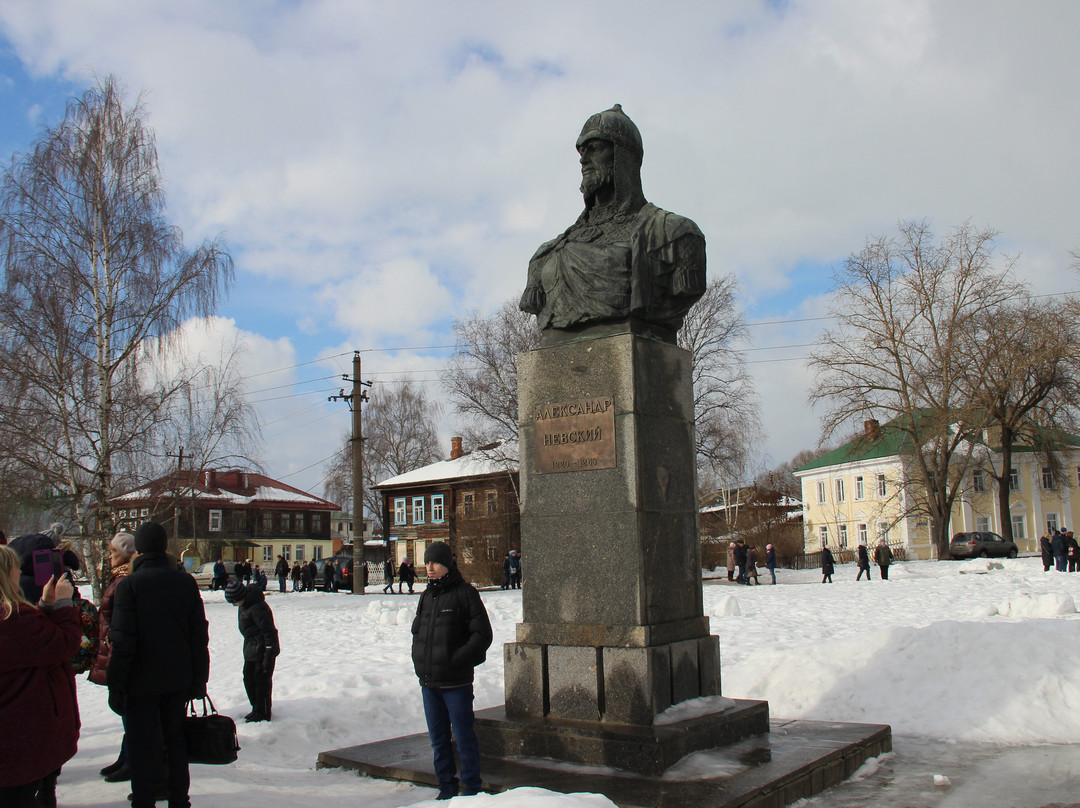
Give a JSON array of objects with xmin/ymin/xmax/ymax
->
[
  {"xmin": 1011, "ymin": 514, "xmax": 1026, "ymax": 539},
  {"xmin": 876, "ymin": 520, "xmax": 889, "ymax": 542},
  {"xmin": 975, "ymin": 515, "xmax": 990, "ymax": 532},
  {"xmin": 263, "ymin": 546, "xmax": 273, "ymax": 562},
  {"xmin": 876, "ymin": 474, "xmax": 887, "ymax": 498},
  {"xmin": 1009, "ymin": 468, "xmax": 1020, "ymax": 492},
  {"xmin": 295, "ymin": 544, "xmax": 305, "ymax": 562},
  {"xmin": 818, "ymin": 525, "xmax": 829, "ymax": 546},
  {"xmin": 1042, "ymin": 467, "xmax": 1054, "ymax": 490},
  {"xmin": 816, "ymin": 481, "xmax": 827, "ymax": 504},
  {"xmin": 313, "ymin": 545, "xmax": 323, "ymax": 561},
  {"xmin": 973, "ymin": 468, "xmax": 987, "ymax": 493},
  {"xmin": 209, "ymin": 509, "xmax": 222, "ymax": 532},
  {"xmin": 838, "ymin": 524, "xmax": 848, "ymax": 548},
  {"xmin": 855, "ymin": 476, "xmax": 865, "ymax": 500},
  {"xmin": 431, "ymin": 495, "xmax": 445, "ymax": 523},
  {"xmin": 394, "ymin": 498, "xmax": 407, "ymax": 525},
  {"xmin": 282, "ymin": 544, "xmax": 291, "ymax": 561},
  {"xmin": 413, "ymin": 497, "xmax": 425, "ymax": 524},
  {"xmin": 858, "ymin": 523, "xmax": 868, "ymax": 544},
  {"xmin": 1046, "ymin": 513, "xmax": 1060, "ymax": 534},
  {"xmin": 835, "ymin": 479, "xmax": 845, "ymax": 503}
]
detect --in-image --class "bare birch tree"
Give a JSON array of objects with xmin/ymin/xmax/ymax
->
[{"xmin": 0, "ymin": 76, "xmax": 238, "ymax": 591}]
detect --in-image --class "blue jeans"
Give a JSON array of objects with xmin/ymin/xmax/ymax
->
[{"xmin": 421, "ymin": 685, "xmax": 480, "ymax": 795}]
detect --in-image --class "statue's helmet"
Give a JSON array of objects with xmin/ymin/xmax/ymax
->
[{"xmin": 576, "ymin": 103, "xmax": 643, "ymax": 162}]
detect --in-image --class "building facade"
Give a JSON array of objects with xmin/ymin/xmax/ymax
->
[
  {"xmin": 110, "ymin": 468, "xmax": 340, "ymax": 567},
  {"xmin": 375, "ymin": 438, "xmax": 520, "ymax": 587},
  {"xmin": 795, "ymin": 419, "xmax": 1080, "ymax": 559}
]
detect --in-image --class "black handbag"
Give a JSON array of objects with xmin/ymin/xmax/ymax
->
[{"xmin": 185, "ymin": 696, "xmax": 240, "ymax": 765}]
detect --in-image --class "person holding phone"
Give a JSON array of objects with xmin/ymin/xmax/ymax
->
[
  {"xmin": 9, "ymin": 531, "xmax": 81, "ymax": 604},
  {"xmin": 0, "ymin": 544, "xmax": 82, "ymax": 808}
]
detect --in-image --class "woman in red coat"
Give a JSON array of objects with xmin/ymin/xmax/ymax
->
[
  {"xmin": 89, "ymin": 532, "xmax": 136, "ymax": 781},
  {"xmin": 0, "ymin": 543, "xmax": 82, "ymax": 808}
]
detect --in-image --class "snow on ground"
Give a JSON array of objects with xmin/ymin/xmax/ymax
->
[{"xmin": 57, "ymin": 556, "xmax": 1080, "ymax": 807}]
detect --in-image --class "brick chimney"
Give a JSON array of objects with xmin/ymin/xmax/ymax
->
[
  {"xmin": 864, "ymin": 419, "xmax": 881, "ymax": 439},
  {"xmin": 450, "ymin": 436, "xmax": 463, "ymax": 460}
]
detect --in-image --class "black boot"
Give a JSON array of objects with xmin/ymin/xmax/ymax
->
[{"xmin": 100, "ymin": 757, "xmax": 125, "ymax": 777}]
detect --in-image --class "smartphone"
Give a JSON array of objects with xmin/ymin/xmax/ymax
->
[{"xmin": 32, "ymin": 548, "xmax": 64, "ymax": 587}]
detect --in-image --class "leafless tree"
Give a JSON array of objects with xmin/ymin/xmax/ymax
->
[
  {"xmin": 443, "ymin": 300, "xmax": 541, "ymax": 455},
  {"xmin": 0, "ymin": 76, "xmax": 238, "ymax": 593},
  {"xmin": 965, "ymin": 295, "xmax": 1080, "ymax": 539},
  {"xmin": 324, "ymin": 378, "xmax": 441, "ymax": 535},
  {"xmin": 679, "ymin": 276, "xmax": 760, "ymax": 496},
  {"xmin": 810, "ymin": 220, "xmax": 1023, "ymax": 558}
]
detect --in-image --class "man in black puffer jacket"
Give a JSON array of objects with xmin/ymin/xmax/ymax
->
[
  {"xmin": 411, "ymin": 541, "xmax": 492, "ymax": 800},
  {"xmin": 108, "ymin": 522, "xmax": 210, "ymax": 808},
  {"xmin": 224, "ymin": 580, "xmax": 280, "ymax": 722}
]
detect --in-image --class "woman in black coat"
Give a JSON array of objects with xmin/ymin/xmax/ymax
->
[
  {"xmin": 856, "ymin": 543, "xmax": 871, "ymax": 581},
  {"xmin": 821, "ymin": 545, "xmax": 835, "ymax": 583}
]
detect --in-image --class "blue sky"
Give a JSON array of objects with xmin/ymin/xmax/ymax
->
[{"xmin": 1, "ymin": 0, "xmax": 1079, "ymax": 498}]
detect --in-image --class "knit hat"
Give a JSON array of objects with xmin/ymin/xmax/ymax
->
[
  {"xmin": 224, "ymin": 580, "xmax": 248, "ymax": 604},
  {"xmin": 111, "ymin": 532, "xmax": 136, "ymax": 559},
  {"xmin": 134, "ymin": 522, "xmax": 168, "ymax": 554},
  {"xmin": 424, "ymin": 541, "xmax": 453, "ymax": 569}
]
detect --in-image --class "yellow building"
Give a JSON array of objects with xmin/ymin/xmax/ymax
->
[{"xmin": 794, "ymin": 419, "xmax": 1080, "ymax": 559}]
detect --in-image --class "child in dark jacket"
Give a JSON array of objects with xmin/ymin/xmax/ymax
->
[{"xmin": 224, "ymin": 580, "xmax": 280, "ymax": 722}]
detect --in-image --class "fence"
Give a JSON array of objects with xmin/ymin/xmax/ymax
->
[{"xmin": 785, "ymin": 542, "xmax": 907, "ymax": 570}]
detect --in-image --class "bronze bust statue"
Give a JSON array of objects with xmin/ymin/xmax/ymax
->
[{"xmin": 520, "ymin": 104, "xmax": 706, "ymax": 345}]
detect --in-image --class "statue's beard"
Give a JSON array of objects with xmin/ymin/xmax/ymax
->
[{"xmin": 580, "ymin": 165, "xmax": 614, "ymax": 202}]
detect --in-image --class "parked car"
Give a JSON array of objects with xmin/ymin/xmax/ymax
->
[
  {"xmin": 949, "ymin": 531, "xmax": 1019, "ymax": 559},
  {"xmin": 190, "ymin": 561, "xmax": 217, "ymax": 590}
]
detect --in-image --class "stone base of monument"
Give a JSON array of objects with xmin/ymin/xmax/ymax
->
[{"xmin": 317, "ymin": 704, "xmax": 891, "ymax": 808}]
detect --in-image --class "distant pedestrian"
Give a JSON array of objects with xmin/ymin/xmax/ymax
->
[
  {"xmin": 291, "ymin": 561, "xmax": 302, "ymax": 592},
  {"xmin": 252, "ymin": 565, "xmax": 267, "ymax": 591},
  {"xmin": 304, "ymin": 560, "xmax": 317, "ymax": 591},
  {"xmin": 501, "ymin": 553, "xmax": 511, "ymax": 590},
  {"xmin": 1051, "ymin": 530, "xmax": 1068, "ymax": 572},
  {"xmin": 765, "ymin": 544, "xmax": 777, "ymax": 585},
  {"xmin": 323, "ymin": 561, "xmax": 335, "ymax": 592},
  {"xmin": 744, "ymin": 545, "xmax": 759, "ymax": 585},
  {"xmin": 726, "ymin": 542, "xmax": 736, "ymax": 581},
  {"xmin": 821, "ymin": 545, "xmax": 834, "ymax": 583},
  {"xmin": 242, "ymin": 560, "xmax": 253, "ymax": 586},
  {"xmin": 856, "ymin": 542, "xmax": 871, "ymax": 581},
  {"xmin": 275, "ymin": 555, "xmax": 289, "ymax": 593},
  {"xmin": 1040, "ymin": 530, "xmax": 1054, "ymax": 572},
  {"xmin": 874, "ymin": 540, "xmax": 893, "ymax": 580},
  {"xmin": 212, "ymin": 559, "xmax": 228, "ymax": 591},
  {"xmin": 1067, "ymin": 531, "xmax": 1080, "ymax": 573},
  {"xmin": 508, "ymin": 550, "xmax": 521, "ymax": 589},
  {"xmin": 734, "ymin": 540, "xmax": 747, "ymax": 584},
  {"xmin": 399, "ymin": 558, "xmax": 415, "ymax": 594},
  {"xmin": 383, "ymin": 558, "xmax": 395, "ymax": 594}
]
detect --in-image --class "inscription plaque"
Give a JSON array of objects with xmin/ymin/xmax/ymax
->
[{"xmin": 534, "ymin": 396, "xmax": 616, "ymax": 474}]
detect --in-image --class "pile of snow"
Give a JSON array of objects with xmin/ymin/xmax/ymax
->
[{"xmin": 53, "ymin": 556, "xmax": 1080, "ymax": 806}]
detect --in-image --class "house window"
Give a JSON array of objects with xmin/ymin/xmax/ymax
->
[
  {"xmin": 312, "ymin": 514, "xmax": 321, "ymax": 533},
  {"xmin": 1042, "ymin": 467, "xmax": 1054, "ymax": 490},
  {"xmin": 295, "ymin": 544, "xmax": 305, "ymax": 561},
  {"xmin": 262, "ymin": 511, "xmax": 272, "ymax": 532},
  {"xmin": 263, "ymin": 546, "xmax": 273, "ymax": 562},
  {"xmin": 835, "ymin": 479, "xmax": 845, "ymax": 503},
  {"xmin": 975, "ymin": 515, "xmax": 990, "ymax": 532},
  {"xmin": 973, "ymin": 469, "xmax": 987, "ymax": 493},
  {"xmin": 876, "ymin": 474, "xmax": 887, "ymax": 498},
  {"xmin": 1011, "ymin": 515, "xmax": 1026, "ymax": 539},
  {"xmin": 855, "ymin": 476, "xmax": 864, "ymax": 500},
  {"xmin": 858, "ymin": 523, "xmax": 868, "ymax": 544},
  {"xmin": 209, "ymin": 510, "xmax": 222, "ymax": 532},
  {"xmin": 281, "ymin": 513, "xmax": 292, "ymax": 532},
  {"xmin": 394, "ymin": 498, "xmax": 406, "ymax": 525},
  {"xmin": 1046, "ymin": 513, "xmax": 1060, "ymax": 534},
  {"xmin": 486, "ymin": 490, "xmax": 499, "ymax": 516},
  {"xmin": 463, "ymin": 492, "xmax": 475, "ymax": 517},
  {"xmin": 432, "ymin": 495, "xmax": 445, "ymax": 523},
  {"xmin": 140, "ymin": 507, "xmax": 149, "ymax": 517},
  {"xmin": 818, "ymin": 525, "xmax": 828, "ymax": 546},
  {"xmin": 413, "ymin": 497, "xmax": 425, "ymax": 524},
  {"xmin": 232, "ymin": 511, "xmax": 246, "ymax": 531},
  {"xmin": 282, "ymin": 544, "xmax": 291, "ymax": 561},
  {"xmin": 838, "ymin": 524, "xmax": 848, "ymax": 548},
  {"xmin": 118, "ymin": 509, "xmax": 127, "ymax": 519},
  {"xmin": 294, "ymin": 513, "xmax": 304, "ymax": 533},
  {"xmin": 313, "ymin": 545, "xmax": 323, "ymax": 561},
  {"xmin": 876, "ymin": 520, "xmax": 889, "ymax": 542},
  {"xmin": 816, "ymin": 481, "xmax": 827, "ymax": 504},
  {"xmin": 1009, "ymin": 468, "xmax": 1020, "ymax": 492}
]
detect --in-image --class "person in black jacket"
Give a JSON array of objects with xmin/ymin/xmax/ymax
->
[
  {"xmin": 821, "ymin": 545, "xmax": 835, "ymax": 583},
  {"xmin": 224, "ymin": 580, "xmax": 280, "ymax": 722},
  {"xmin": 9, "ymin": 531, "xmax": 81, "ymax": 604},
  {"xmin": 856, "ymin": 542, "xmax": 871, "ymax": 581},
  {"xmin": 107, "ymin": 522, "xmax": 210, "ymax": 808},
  {"xmin": 274, "ymin": 555, "xmax": 289, "ymax": 593},
  {"xmin": 383, "ymin": 558, "xmax": 395, "ymax": 594},
  {"xmin": 411, "ymin": 542, "xmax": 492, "ymax": 800}
]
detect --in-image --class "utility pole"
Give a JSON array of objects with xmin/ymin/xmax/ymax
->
[
  {"xmin": 329, "ymin": 351, "xmax": 370, "ymax": 593},
  {"xmin": 165, "ymin": 446, "xmax": 184, "ymax": 547}
]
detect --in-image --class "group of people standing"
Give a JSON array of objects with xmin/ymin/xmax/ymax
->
[
  {"xmin": 500, "ymin": 550, "xmax": 522, "ymax": 589},
  {"xmin": 725, "ymin": 540, "xmax": 777, "ymax": 585},
  {"xmin": 1041, "ymin": 528, "xmax": 1080, "ymax": 572}
]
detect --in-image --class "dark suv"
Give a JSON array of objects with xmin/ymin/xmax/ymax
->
[{"xmin": 949, "ymin": 531, "xmax": 1019, "ymax": 559}]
